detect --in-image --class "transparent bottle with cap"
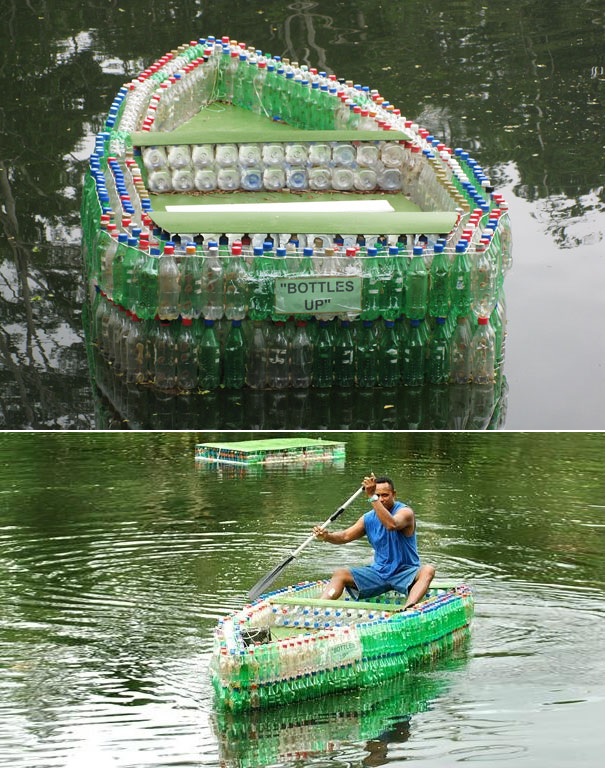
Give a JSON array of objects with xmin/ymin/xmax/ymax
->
[
  {"xmin": 157, "ymin": 244, "xmax": 180, "ymax": 320},
  {"xmin": 469, "ymin": 316, "xmax": 496, "ymax": 384}
]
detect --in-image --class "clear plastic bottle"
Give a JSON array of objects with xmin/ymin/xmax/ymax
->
[
  {"xmin": 154, "ymin": 319, "xmax": 177, "ymax": 389},
  {"xmin": 403, "ymin": 245, "xmax": 428, "ymax": 320},
  {"xmin": 224, "ymin": 243, "xmax": 249, "ymax": 320},
  {"xmin": 469, "ymin": 316, "xmax": 496, "ymax": 384},
  {"xmin": 198, "ymin": 319, "xmax": 221, "ymax": 391},
  {"xmin": 223, "ymin": 319, "xmax": 246, "ymax": 389},
  {"xmin": 333, "ymin": 320, "xmax": 355, "ymax": 387},
  {"xmin": 125, "ymin": 315, "xmax": 145, "ymax": 384},
  {"xmin": 176, "ymin": 317, "xmax": 198, "ymax": 390},
  {"xmin": 449, "ymin": 316, "xmax": 473, "ymax": 384},
  {"xmin": 266, "ymin": 320, "xmax": 290, "ymax": 388},
  {"xmin": 202, "ymin": 241, "xmax": 224, "ymax": 320},
  {"xmin": 157, "ymin": 244, "xmax": 180, "ymax": 320},
  {"xmin": 246, "ymin": 321, "xmax": 268, "ymax": 389},
  {"xmin": 426, "ymin": 317, "xmax": 451, "ymax": 384},
  {"xmin": 290, "ymin": 320, "xmax": 313, "ymax": 388},
  {"xmin": 312, "ymin": 320, "xmax": 334, "ymax": 388},
  {"xmin": 472, "ymin": 241, "xmax": 498, "ymax": 318}
]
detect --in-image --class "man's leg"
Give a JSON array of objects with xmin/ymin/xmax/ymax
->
[
  {"xmin": 403, "ymin": 564, "xmax": 436, "ymax": 608},
  {"xmin": 320, "ymin": 568, "xmax": 356, "ymax": 599}
]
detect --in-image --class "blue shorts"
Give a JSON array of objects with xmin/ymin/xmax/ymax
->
[{"xmin": 349, "ymin": 564, "xmax": 420, "ymax": 599}]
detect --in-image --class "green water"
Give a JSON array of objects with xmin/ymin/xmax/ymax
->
[
  {"xmin": 0, "ymin": 431, "xmax": 604, "ymax": 767},
  {"xmin": 0, "ymin": 0, "xmax": 604, "ymax": 428}
]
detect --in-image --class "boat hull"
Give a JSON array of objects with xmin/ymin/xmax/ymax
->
[{"xmin": 210, "ymin": 580, "xmax": 473, "ymax": 711}]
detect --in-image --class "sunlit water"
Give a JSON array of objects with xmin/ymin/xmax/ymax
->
[
  {"xmin": 0, "ymin": 0, "xmax": 604, "ymax": 428},
  {"xmin": 0, "ymin": 432, "xmax": 604, "ymax": 767}
]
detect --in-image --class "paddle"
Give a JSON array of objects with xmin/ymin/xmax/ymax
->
[{"xmin": 247, "ymin": 484, "xmax": 365, "ymax": 601}]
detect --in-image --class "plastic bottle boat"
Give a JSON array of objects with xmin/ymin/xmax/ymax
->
[
  {"xmin": 210, "ymin": 580, "xmax": 474, "ymax": 711},
  {"xmin": 82, "ymin": 36, "xmax": 512, "ymax": 392}
]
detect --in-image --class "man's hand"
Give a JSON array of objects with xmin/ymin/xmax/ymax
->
[
  {"xmin": 362, "ymin": 473, "xmax": 377, "ymax": 497},
  {"xmin": 313, "ymin": 525, "xmax": 328, "ymax": 541}
]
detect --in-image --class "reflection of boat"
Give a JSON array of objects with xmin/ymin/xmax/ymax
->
[
  {"xmin": 210, "ymin": 580, "xmax": 473, "ymax": 712},
  {"xmin": 211, "ymin": 663, "xmax": 460, "ymax": 768},
  {"xmin": 81, "ymin": 37, "xmax": 512, "ymax": 395},
  {"xmin": 84, "ymin": 302, "xmax": 508, "ymax": 429}
]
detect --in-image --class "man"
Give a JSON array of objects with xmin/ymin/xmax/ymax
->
[{"xmin": 313, "ymin": 474, "xmax": 435, "ymax": 609}]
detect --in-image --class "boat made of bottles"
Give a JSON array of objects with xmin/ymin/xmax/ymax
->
[
  {"xmin": 210, "ymin": 579, "xmax": 473, "ymax": 712},
  {"xmin": 82, "ymin": 36, "xmax": 512, "ymax": 393}
]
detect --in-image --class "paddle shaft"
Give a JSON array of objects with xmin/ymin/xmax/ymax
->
[
  {"xmin": 285, "ymin": 484, "xmax": 365, "ymax": 560},
  {"xmin": 247, "ymin": 484, "xmax": 365, "ymax": 600}
]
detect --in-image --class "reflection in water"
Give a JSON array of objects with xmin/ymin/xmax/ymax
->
[
  {"xmin": 86, "ymin": 327, "xmax": 508, "ymax": 430},
  {"xmin": 211, "ymin": 660, "xmax": 462, "ymax": 768}
]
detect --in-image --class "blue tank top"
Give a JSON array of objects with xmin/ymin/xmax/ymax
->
[{"xmin": 363, "ymin": 500, "xmax": 420, "ymax": 578}]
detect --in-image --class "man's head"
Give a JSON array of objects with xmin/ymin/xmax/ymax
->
[{"xmin": 375, "ymin": 475, "xmax": 396, "ymax": 510}]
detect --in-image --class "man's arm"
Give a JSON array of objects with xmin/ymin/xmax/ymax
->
[
  {"xmin": 372, "ymin": 502, "xmax": 415, "ymax": 534},
  {"xmin": 313, "ymin": 516, "xmax": 366, "ymax": 544}
]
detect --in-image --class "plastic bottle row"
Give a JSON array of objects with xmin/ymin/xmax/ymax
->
[
  {"xmin": 91, "ymin": 297, "xmax": 506, "ymax": 392},
  {"xmin": 145, "ymin": 157, "xmax": 408, "ymax": 193},
  {"xmin": 89, "ymin": 230, "xmax": 505, "ymax": 324}
]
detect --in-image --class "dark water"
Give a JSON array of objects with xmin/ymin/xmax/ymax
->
[
  {"xmin": 0, "ymin": 431, "xmax": 604, "ymax": 767},
  {"xmin": 0, "ymin": 0, "xmax": 604, "ymax": 429}
]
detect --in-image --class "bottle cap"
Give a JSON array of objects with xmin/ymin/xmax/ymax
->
[{"xmin": 477, "ymin": 316, "xmax": 489, "ymax": 325}]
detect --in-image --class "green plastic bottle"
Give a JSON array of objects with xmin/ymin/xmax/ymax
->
[
  {"xmin": 426, "ymin": 317, "xmax": 451, "ymax": 384},
  {"xmin": 223, "ymin": 319, "xmax": 246, "ymax": 389},
  {"xmin": 428, "ymin": 243, "xmax": 451, "ymax": 318}
]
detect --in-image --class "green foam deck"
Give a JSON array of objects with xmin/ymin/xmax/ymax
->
[
  {"xmin": 270, "ymin": 583, "xmax": 460, "ymax": 611},
  {"xmin": 131, "ymin": 102, "xmax": 409, "ymax": 146},
  {"xmin": 147, "ymin": 191, "xmax": 456, "ymax": 236}
]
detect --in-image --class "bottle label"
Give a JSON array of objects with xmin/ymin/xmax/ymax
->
[{"xmin": 274, "ymin": 276, "xmax": 362, "ymax": 316}]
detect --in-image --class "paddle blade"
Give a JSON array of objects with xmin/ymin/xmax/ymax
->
[{"xmin": 247, "ymin": 554, "xmax": 295, "ymax": 601}]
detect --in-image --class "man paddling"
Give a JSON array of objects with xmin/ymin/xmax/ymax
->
[{"xmin": 313, "ymin": 474, "xmax": 435, "ymax": 609}]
